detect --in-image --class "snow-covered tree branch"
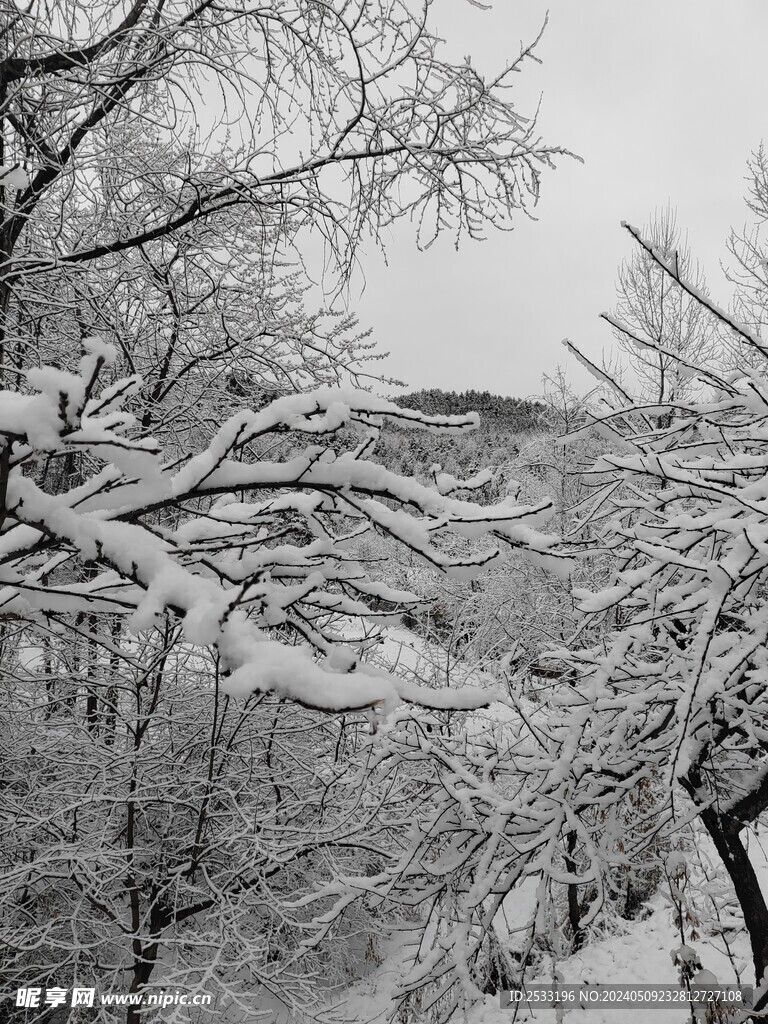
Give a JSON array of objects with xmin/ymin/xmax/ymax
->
[
  {"xmin": 563, "ymin": 222, "xmax": 768, "ymax": 1011},
  {"xmin": 0, "ymin": 339, "xmax": 572, "ymax": 714}
]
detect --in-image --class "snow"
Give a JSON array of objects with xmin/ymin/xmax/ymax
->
[
  {"xmin": 330, "ymin": 882, "xmax": 760, "ymax": 1024},
  {"xmin": 0, "ymin": 163, "xmax": 30, "ymax": 190},
  {"xmin": 0, "ymin": 351, "xmax": 576, "ymax": 713},
  {"xmin": 622, "ymin": 221, "xmax": 768, "ymax": 357}
]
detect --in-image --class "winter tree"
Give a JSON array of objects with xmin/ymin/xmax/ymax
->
[
  {"xmin": 602, "ymin": 207, "xmax": 720, "ymax": 411},
  {"xmin": 725, "ymin": 145, "xmax": 768, "ymax": 369},
  {"xmin": 564, "ymin": 221, "xmax": 768, "ymax": 1013},
  {"xmin": 0, "ymin": 341, "xmax": 578, "ymax": 1017},
  {"xmin": 314, "ymin": 216, "xmax": 768, "ymax": 1021},
  {"xmin": 0, "ymin": 1, "xmax": 574, "ymax": 1014}
]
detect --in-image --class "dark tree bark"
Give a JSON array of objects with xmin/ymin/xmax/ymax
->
[{"xmin": 681, "ymin": 768, "xmax": 768, "ymax": 1015}]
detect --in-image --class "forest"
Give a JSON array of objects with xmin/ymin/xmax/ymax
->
[{"xmin": 0, "ymin": 2, "xmax": 767, "ymax": 1024}]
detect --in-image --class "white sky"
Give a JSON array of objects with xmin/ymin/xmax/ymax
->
[{"xmin": 351, "ymin": 0, "xmax": 768, "ymax": 398}]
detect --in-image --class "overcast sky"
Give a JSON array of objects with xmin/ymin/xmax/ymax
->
[{"xmin": 351, "ymin": 0, "xmax": 768, "ymax": 398}]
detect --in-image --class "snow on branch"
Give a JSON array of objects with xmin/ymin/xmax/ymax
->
[
  {"xmin": 561, "ymin": 224, "xmax": 768, "ymax": 863},
  {"xmin": 622, "ymin": 221, "xmax": 768, "ymax": 357},
  {"xmin": 0, "ymin": 344, "xmax": 573, "ymax": 714}
]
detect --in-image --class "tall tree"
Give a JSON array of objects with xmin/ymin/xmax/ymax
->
[
  {"xmin": 567, "ymin": 221, "xmax": 768, "ymax": 1013},
  {"xmin": 0, "ymin": 343, "xmax": 573, "ymax": 1019},
  {"xmin": 725, "ymin": 144, "xmax": 768, "ymax": 369},
  {"xmin": 0, "ymin": 2, "xmax": 573, "ymax": 1015},
  {"xmin": 602, "ymin": 207, "xmax": 719, "ymax": 411},
  {"xmin": 0, "ymin": 0, "xmax": 566, "ymax": 371}
]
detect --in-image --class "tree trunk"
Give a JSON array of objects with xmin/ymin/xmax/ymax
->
[
  {"xmin": 698, "ymin": 805, "xmax": 768, "ymax": 1014},
  {"xmin": 564, "ymin": 830, "xmax": 586, "ymax": 952}
]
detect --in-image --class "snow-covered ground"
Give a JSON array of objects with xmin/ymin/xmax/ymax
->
[
  {"xmin": 334, "ymin": 888, "xmax": 756, "ymax": 1024},
  {"xmin": 252, "ymin": 802, "xmax": 767, "ymax": 1024}
]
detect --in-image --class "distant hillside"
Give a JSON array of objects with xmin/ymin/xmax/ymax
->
[
  {"xmin": 373, "ymin": 388, "xmax": 547, "ymax": 487},
  {"xmin": 391, "ymin": 388, "xmax": 545, "ymax": 433}
]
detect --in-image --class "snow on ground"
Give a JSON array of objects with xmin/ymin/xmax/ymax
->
[
  {"xmin": 334, "ymin": 894, "xmax": 752, "ymax": 1024},
  {"xmin": 373, "ymin": 622, "xmax": 482, "ymax": 685},
  {"xmin": 468, "ymin": 906, "xmax": 747, "ymax": 1024}
]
